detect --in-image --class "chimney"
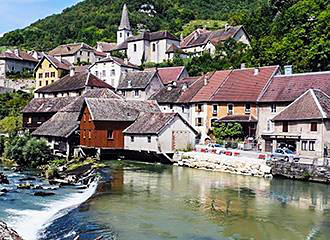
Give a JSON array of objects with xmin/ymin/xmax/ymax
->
[
  {"xmin": 254, "ymin": 67, "xmax": 259, "ymax": 76},
  {"xmin": 241, "ymin": 63, "xmax": 246, "ymax": 69},
  {"xmin": 204, "ymin": 75, "xmax": 208, "ymax": 86},
  {"xmin": 182, "ymin": 83, "xmax": 188, "ymax": 91},
  {"xmin": 172, "ymin": 81, "xmax": 177, "ymax": 87},
  {"xmin": 167, "ymin": 85, "xmax": 172, "ymax": 91},
  {"xmin": 128, "ymin": 80, "xmax": 132, "ymax": 88},
  {"xmin": 14, "ymin": 49, "xmax": 20, "ymax": 57},
  {"xmin": 106, "ymin": 52, "xmax": 111, "ymax": 58},
  {"xmin": 124, "ymin": 58, "xmax": 128, "ymax": 65},
  {"xmin": 225, "ymin": 24, "xmax": 229, "ymax": 32},
  {"xmin": 194, "ymin": 31, "xmax": 199, "ymax": 40},
  {"xmin": 284, "ymin": 65, "xmax": 293, "ymax": 75},
  {"xmin": 70, "ymin": 66, "xmax": 75, "ymax": 77}
]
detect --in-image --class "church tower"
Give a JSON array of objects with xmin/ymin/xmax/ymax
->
[{"xmin": 117, "ymin": 4, "xmax": 132, "ymax": 45}]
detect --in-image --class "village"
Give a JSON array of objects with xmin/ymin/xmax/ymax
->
[{"xmin": 0, "ymin": 4, "xmax": 329, "ymax": 172}]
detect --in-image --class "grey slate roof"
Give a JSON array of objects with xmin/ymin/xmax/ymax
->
[
  {"xmin": 119, "ymin": 4, "xmax": 131, "ymax": 30},
  {"xmin": 127, "ymin": 31, "xmax": 179, "ymax": 42},
  {"xmin": 123, "ymin": 112, "xmax": 198, "ymax": 135},
  {"xmin": 93, "ymin": 56, "xmax": 139, "ymax": 69},
  {"xmin": 22, "ymin": 97, "xmax": 76, "ymax": 113},
  {"xmin": 117, "ymin": 70, "xmax": 157, "ymax": 89},
  {"xmin": 85, "ymin": 98, "xmax": 160, "ymax": 121},
  {"xmin": 35, "ymin": 72, "xmax": 113, "ymax": 93}
]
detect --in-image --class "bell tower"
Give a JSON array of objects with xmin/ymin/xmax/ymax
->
[{"xmin": 117, "ymin": 4, "xmax": 132, "ymax": 45}]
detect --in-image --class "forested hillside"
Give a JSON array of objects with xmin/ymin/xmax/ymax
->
[{"xmin": 0, "ymin": 0, "xmax": 328, "ymax": 73}]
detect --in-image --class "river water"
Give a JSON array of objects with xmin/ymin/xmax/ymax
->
[{"xmin": 1, "ymin": 161, "xmax": 330, "ymax": 240}]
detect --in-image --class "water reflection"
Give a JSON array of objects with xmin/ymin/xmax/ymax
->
[{"xmin": 87, "ymin": 162, "xmax": 330, "ymax": 240}]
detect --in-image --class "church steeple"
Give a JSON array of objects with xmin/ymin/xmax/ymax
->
[
  {"xmin": 117, "ymin": 4, "xmax": 132, "ymax": 44},
  {"xmin": 119, "ymin": 4, "xmax": 131, "ymax": 31}
]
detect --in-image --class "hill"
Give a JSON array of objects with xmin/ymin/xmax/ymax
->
[{"xmin": 0, "ymin": 0, "xmax": 264, "ymax": 51}]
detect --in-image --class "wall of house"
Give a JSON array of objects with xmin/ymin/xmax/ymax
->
[
  {"xmin": 0, "ymin": 59, "xmax": 36, "ymax": 77},
  {"xmin": 61, "ymin": 50, "xmax": 96, "ymax": 65},
  {"xmin": 120, "ymin": 89, "xmax": 147, "ymax": 100},
  {"xmin": 159, "ymin": 104, "xmax": 190, "ymax": 122},
  {"xmin": 148, "ymin": 39, "xmax": 180, "ymax": 64},
  {"xmin": 124, "ymin": 135, "xmax": 159, "ymax": 152},
  {"xmin": 233, "ymin": 28, "xmax": 251, "ymax": 46},
  {"xmin": 323, "ymin": 120, "xmax": 330, "ymax": 156},
  {"xmin": 0, "ymin": 60, "xmax": 6, "ymax": 77},
  {"xmin": 117, "ymin": 29, "xmax": 132, "ymax": 45},
  {"xmin": 145, "ymin": 75, "xmax": 164, "ymax": 100},
  {"xmin": 35, "ymin": 58, "xmax": 66, "ymax": 89},
  {"xmin": 80, "ymin": 106, "xmax": 132, "ymax": 148},
  {"xmin": 23, "ymin": 112, "xmax": 55, "ymax": 132},
  {"xmin": 127, "ymin": 40, "xmax": 148, "ymax": 66},
  {"xmin": 190, "ymin": 103, "xmax": 209, "ymax": 141}
]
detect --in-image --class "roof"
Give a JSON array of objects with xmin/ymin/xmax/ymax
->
[
  {"xmin": 127, "ymin": 31, "xmax": 179, "ymax": 42},
  {"xmin": 111, "ymin": 41, "xmax": 128, "ymax": 51},
  {"xmin": 49, "ymin": 43, "xmax": 95, "ymax": 56},
  {"xmin": 97, "ymin": 42, "xmax": 117, "ymax": 52},
  {"xmin": 119, "ymin": 4, "xmax": 131, "ymax": 30},
  {"xmin": 258, "ymin": 71, "xmax": 330, "ymax": 103},
  {"xmin": 180, "ymin": 26, "xmax": 246, "ymax": 49},
  {"xmin": 210, "ymin": 66, "xmax": 279, "ymax": 102},
  {"xmin": 157, "ymin": 66, "xmax": 186, "ymax": 85},
  {"xmin": 272, "ymin": 89, "xmax": 330, "ymax": 121},
  {"xmin": 0, "ymin": 50, "xmax": 38, "ymax": 62},
  {"xmin": 123, "ymin": 112, "xmax": 198, "ymax": 135},
  {"xmin": 218, "ymin": 115, "xmax": 257, "ymax": 123},
  {"xmin": 117, "ymin": 70, "xmax": 158, "ymax": 89},
  {"xmin": 92, "ymin": 56, "xmax": 139, "ymax": 69},
  {"xmin": 22, "ymin": 97, "xmax": 75, "ymax": 113},
  {"xmin": 34, "ymin": 54, "xmax": 72, "ymax": 71},
  {"xmin": 94, "ymin": 51, "xmax": 107, "ymax": 57},
  {"xmin": 85, "ymin": 98, "xmax": 160, "ymax": 121},
  {"xmin": 32, "ymin": 89, "xmax": 121, "ymax": 138},
  {"xmin": 191, "ymin": 71, "xmax": 231, "ymax": 102},
  {"xmin": 166, "ymin": 44, "xmax": 185, "ymax": 54},
  {"xmin": 35, "ymin": 72, "xmax": 113, "ymax": 93}
]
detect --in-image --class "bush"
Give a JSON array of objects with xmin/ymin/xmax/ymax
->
[{"xmin": 3, "ymin": 135, "xmax": 53, "ymax": 168}]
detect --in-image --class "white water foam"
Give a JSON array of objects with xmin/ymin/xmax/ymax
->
[{"xmin": 6, "ymin": 179, "xmax": 98, "ymax": 240}]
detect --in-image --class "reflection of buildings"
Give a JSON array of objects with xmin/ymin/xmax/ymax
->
[{"xmin": 111, "ymin": 168, "xmax": 124, "ymax": 192}]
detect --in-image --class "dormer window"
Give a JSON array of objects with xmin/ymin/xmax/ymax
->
[{"xmin": 227, "ymin": 104, "xmax": 234, "ymax": 115}]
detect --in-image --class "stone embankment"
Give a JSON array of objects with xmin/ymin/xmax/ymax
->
[
  {"xmin": 0, "ymin": 221, "xmax": 23, "ymax": 240},
  {"xmin": 173, "ymin": 152, "xmax": 272, "ymax": 178},
  {"xmin": 269, "ymin": 160, "xmax": 330, "ymax": 183}
]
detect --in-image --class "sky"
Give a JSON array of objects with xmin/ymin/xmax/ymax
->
[{"xmin": 0, "ymin": 0, "xmax": 82, "ymax": 36}]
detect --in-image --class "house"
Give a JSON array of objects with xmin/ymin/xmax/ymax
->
[
  {"xmin": 22, "ymin": 96, "xmax": 75, "ymax": 132},
  {"xmin": 123, "ymin": 112, "xmax": 198, "ymax": 153},
  {"xmin": 32, "ymin": 88, "xmax": 121, "ymax": 157},
  {"xmin": 117, "ymin": 70, "xmax": 163, "ymax": 100},
  {"xmin": 89, "ymin": 56, "xmax": 140, "ymax": 88},
  {"xmin": 165, "ymin": 44, "xmax": 189, "ymax": 60},
  {"xmin": 96, "ymin": 42, "xmax": 117, "ymax": 54},
  {"xmin": 48, "ymin": 43, "xmax": 105, "ymax": 65},
  {"xmin": 150, "ymin": 76, "xmax": 204, "ymax": 122},
  {"xmin": 269, "ymin": 89, "xmax": 330, "ymax": 159},
  {"xmin": 155, "ymin": 66, "xmax": 189, "ymax": 85},
  {"xmin": 0, "ymin": 49, "xmax": 38, "ymax": 78},
  {"xmin": 180, "ymin": 25, "xmax": 250, "ymax": 57},
  {"xmin": 110, "ymin": 4, "xmax": 181, "ymax": 65},
  {"xmin": 257, "ymin": 69, "xmax": 330, "ymax": 152},
  {"xmin": 34, "ymin": 54, "xmax": 71, "ymax": 88},
  {"xmin": 79, "ymin": 98, "xmax": 160, "ymax": 149},
  {"xmin": 34, "ymin": 68, "xmax": 113, "ymax": 98},
  {"xmin": 189, "ymin": 66, "xmax": 279, "ymax": 141}
]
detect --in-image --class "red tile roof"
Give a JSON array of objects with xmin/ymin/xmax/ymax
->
[
  {"xmin": 157, "ymin": 66, "xmax": 186, "ymax": 85},
  {"xmin": 258, "ymin": 71, "xmax": 330, "ymax": 103},
  {"xmin": 272, "ymin": 89, "xmax": 330, "ymax": 121},
  {"xmin": 210, "ymin": 66, "xmax": 279, "ymax": 102},
  {"xmin": 190, "ymin": 71, "xmax": 231, "ymax": 102},
  {"xmin": 0, "ymin": 50, "xmax": 38, "ymax": 62}
]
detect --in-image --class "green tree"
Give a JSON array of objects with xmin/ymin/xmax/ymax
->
[
  {"xmin": 213, "ymin": 122, "xmax": 243, "ymax": 142},
  {"xmin": 0, "ymin": 116, "xmax": 22, "ymax": 135}
]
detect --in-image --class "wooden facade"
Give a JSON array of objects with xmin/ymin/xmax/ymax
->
[
  {"xmin": 80, "ymin": 106, "xmax": 132, "ymax": 148},
  {"xmin": 23, "ymin": 112, "xmax": 55, "ymax": 132}
]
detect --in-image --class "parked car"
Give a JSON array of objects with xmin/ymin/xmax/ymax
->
[{"xmin": 271, "ymin": 148, "xmax": 299, "ymax": 162}]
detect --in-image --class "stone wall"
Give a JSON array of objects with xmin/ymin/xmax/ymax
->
[
  {"xmin": 268, "ymin": 160, "xmax": 330, "ymax": 183},
  {"xmin": 0, "ymin": 77, "xmax": 35, "ymax": 92}
]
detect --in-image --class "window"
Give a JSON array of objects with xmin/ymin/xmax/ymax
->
[
  {"xmin": 309, "ymin": 141, "xmax": 315, "ymax": 151},
  {"xmin": 51, "ymin": 72, "xmax": 55, "ymax": 78},
  {"xmin": 122, "ymin": 91, "xmax": 126, "ymax": 96},
  {"xmin": 27, "ymin": 117, "xmax": 32, "ymax": 124},
  {"xmin": 196, "ymin": 104, "xmax": 203, "ymax": 112},
  {"xmin": 182, "ymin": 105, "xmax": 185, "ymax": 113},
  {"xmin": 77, "ymin": 57, "xmax": 81, "ymax": 63},
  {"xmin": 266, "ymin": 120, "xmax": 273, "ymax": 132},
  {"xmin": 134, "ymin": 90, "xmax": 139, "ymax": 97},
  {"xmin": 170, "ymin": 104, "xmax": 173, "ymax": 110},
  {"xmin": 212, "ymin": 105, "xmax": 218, "ymax": 116},
  {"xmin": 49, "ymin": 64, "xmax": 52, "ymax": 68},
  {"xmin": 80, "ymin": 51, "xmax": 83, "ymax": 56},
  {"xmin": 103, "ymin": 70, "xmax": 106, "ymax": 77},
  {"xmin": 245, "ymin": 104, "xmax": 251, "ymax": 113},
  {"xmin": 38, "ymin": 73, "xmax": 43, "ymax": 79},
  {"xmin": 88, "ymin": 130, "xmax": 92, "ymax": 139},
  {"xmin": 83, "ymin": 130, "xmax": 86, "ymax": 139},
  {"xmin": 111, "ymin": 69, "xmax": 115, "ymax": 76},
  {"xmin": 45, "ymin": 80, "xmax": 49, "ymax": 86},
  {"xmin": 147, "ymin": 136, "xmax": 151, "ymax": 143},
  {"xmin": 95, "ymin": 71, "xmax": 98, "ymax": 77},
  {"xmin": 152, "ymin": 43, "xmax": 156, "ymax": 52},
  {"xmin": 83, "ymin": 114, "xmax": 86, "ymax": 122},
  {"xmin": 311, "ymin": 122, "xmax": 317, "ymax": 132},
  {"xmin": 107, "ymin": 130, "xmax": 113, "ymax": 140},
  {"xmin": 45, "ymin": 72, "xmax": 50, "ymax": 78},
  {"xmin": 282, "ymin": 121, "xmax": 288, "ymax": 132},
  {"xmin": 271, "ymin": 104, "xmax": 277, "ymax": 113},
  {"xmin": 127, "ymin": 32, "xmax": 130, "ymax": 37},
  {"xmin": 134, "ymin": 44, "xmax": 137, "ymax": 52},
  {"xmin": 120, "ymin": 32, "xmax": 122, "ymax": 38},
  {"xmin": 39, "ymin": 81, "xmax": 42, "ymax": 87},
  {"xmin": 88, "ymin": 52, "xmax": 90, "ymax": 57},
  {"xmin": 227, "ymin": 104, "xmax": 234, "ymax": 115},
  {"xmin": 301, "ymin": 141, "xmax": 307, "ymax": 151},
  {"xmin": 195, "ymin": 117, "xmax": 203, "ymax": 126},
  {"xmin": 131, "ymin": 136, "xmax": 134, "ymax": 142}
]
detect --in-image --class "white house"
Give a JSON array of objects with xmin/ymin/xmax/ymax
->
[
  {"xmin": 89, "ymin": 56, "xmax": 140, "ymax": 88},
  {"xmin": 123, "ymin": 112, "xmax": 199, "ymax": 153},
  {"xmin": 0, "ymin": 49, "xmax": 38, "ymax": 78},
  {"xmin": 117, "ymin": 70, "xmax": 164, "ymax": 100}
]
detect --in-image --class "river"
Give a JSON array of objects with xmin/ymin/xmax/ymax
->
[{"xmin": 1, "ymin": 161, "xmax": 330, "ymax": 240}]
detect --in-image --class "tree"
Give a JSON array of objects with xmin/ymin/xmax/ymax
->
[
  {"xmin": 213, "ymin": 122, "xmax": 243, "ymax": 142},
  {"xmin": 0, "ymin": 116, "xmax": 22, "ymax": 135}
]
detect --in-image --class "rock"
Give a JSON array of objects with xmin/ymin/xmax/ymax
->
[
  {"xmin": 1, "ymin": 188, "xmax": 9, "ymax": 193},
  {"xmin": 17, "ymin": 183, "xmax": 33, "ymax": 189},
  {"xmin": 34, "ymin": 191, "xmax": 55, "ymax": 197},
  {"xmin": 0, "ymin": 221, "xmax": 23, "ymax": 240},
  {"xmin": 0, "ymin": 172, "xmax": 9, "ymax": 184},
  {"xmin": 19, "ymin": 177, "xmax": 36, "ymax": 181}
]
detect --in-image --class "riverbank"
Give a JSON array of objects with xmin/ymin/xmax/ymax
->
[{"xmin": 173, "ymin": 151, "xmax": 272, "ymax": 178}]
